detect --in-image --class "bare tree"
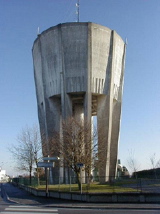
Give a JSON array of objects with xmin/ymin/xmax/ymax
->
[
  {"xmin": 127, "ymin": 150, "xmax": 140, "ymax": 179},
  {"xmin": 150, "ymin": 153, "xmax": 160, "ymax": 179},
  {"xmin": 48, "ymin": 117, "xmax": 100, "ymax": 190},
  {"xmin": 9, "ymin": 125, "xmax": 42, "ymax": 185}
]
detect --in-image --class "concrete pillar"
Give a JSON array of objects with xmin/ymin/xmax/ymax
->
[{"xmin": 97, "ymin": 95, "xmax": 112, "ymax": 182}]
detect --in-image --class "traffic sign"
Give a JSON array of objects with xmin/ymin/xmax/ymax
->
[
  {"xmin": 37, "ymin": 162, "xmax": 55, "ymax": 168},
  {"xmin": 77, "ymin": 163, "xmax": 84, "ymax": 167},
  {"xmin": 43, "ymin": 157, "xmax": 60, "ymax": 161}
]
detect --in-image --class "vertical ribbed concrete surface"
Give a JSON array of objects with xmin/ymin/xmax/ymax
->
[{"xmin": 32, "ymin": 22, "xmax": 126, "ymax": 182}]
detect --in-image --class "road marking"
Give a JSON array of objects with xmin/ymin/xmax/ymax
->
[
  {"xmin": 1, "ymin": 205, "xmax": 58, "ymax": 214},
  {"xmin": 0, "ymin": 210, "xmax": 58, "ymax": 214},
  {"xmin": 6, "ymin": 207, "xmax": 58, "ymax": 212},
  {"xmin": 9, "ymin": 205, "xmax": 39, "ymax": 208}
]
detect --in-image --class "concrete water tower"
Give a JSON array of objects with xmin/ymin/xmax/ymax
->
[{"xmin": 32, "ymin": 22, "xmax": 126, "ymax": 182}]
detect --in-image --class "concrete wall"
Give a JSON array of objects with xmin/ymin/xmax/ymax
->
[
  {"xmin": 32, "ymin": 22, "xmax": 126, "ymax": 182},
  {"xmin": 19, "ymin": 183, "xmax": 160, "ymax": 203}
]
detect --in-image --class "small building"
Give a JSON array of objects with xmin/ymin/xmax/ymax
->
[
  {"xmin": 0, "ymin": 168, "xmax": 9, "ymax": 182},
  {"xmin": 117, "ymin": 159, "xmax": 129, "ymax": 178}
]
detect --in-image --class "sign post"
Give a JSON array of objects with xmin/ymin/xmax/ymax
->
[
  {"xmin": 37, "ymin": 156, "xmax": 60, "ymax": 197},
  {"xmin": 76, "ymin": 163, "xmax": 84, "ymax": 194}
]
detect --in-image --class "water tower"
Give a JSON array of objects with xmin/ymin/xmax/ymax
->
[{"xmin": 32, "ymin": 22, "xmax": 126, "ymax": 182}]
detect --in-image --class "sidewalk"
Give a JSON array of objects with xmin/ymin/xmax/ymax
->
[{"xmin": 2, "ymin": 183, "xmax": 160, "ymax": 210}]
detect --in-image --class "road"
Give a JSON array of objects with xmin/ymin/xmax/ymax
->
[
  {"xmin": 0, "ymin": 205, "xmax": 160, "ymax": 214},
  {"xmin": 0, "ymin": 182, "xmax": 160, "ymax": 214}
]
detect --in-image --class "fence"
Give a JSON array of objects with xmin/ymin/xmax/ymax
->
[{"xmin": 12, "ymin": 176, "xmax": 160, "ymax": 194}]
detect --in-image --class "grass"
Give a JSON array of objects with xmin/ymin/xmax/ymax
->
[{"xmin": 35, "ymin": 182, "xmax": 138, "ymax": 193}]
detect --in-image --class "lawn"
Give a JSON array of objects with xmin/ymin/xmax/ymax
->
[{"xmin": 35, "ymin": 182, "xmax": 138, "ymax": 193}]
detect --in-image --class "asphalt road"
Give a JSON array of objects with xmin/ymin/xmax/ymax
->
[
  {"xmin": 1, "ymin": 182, "xmax": 160, "ymax": 214},
  {"xmin": 0, "ymin": 182, "xmax": 79, "ymax": 205},
  {"xmin": 56, "ymin": 209, "xmax": 160, "ymax": 214},
  {"xmin": 0, "ymin": 205, "xmax": 160, "ymax": 214}
]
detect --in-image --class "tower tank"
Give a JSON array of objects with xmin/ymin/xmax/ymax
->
[{"xmin": 32, "ymin": 22, "xmax": 126, "ymax": 182}]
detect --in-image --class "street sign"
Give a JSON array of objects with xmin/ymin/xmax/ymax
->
[
  {"xmin": 77, "ymin": 163, "xmax": 84, "ymax": 167},
  {"xmin": 37, "ymin": 162, "xmax": 55, "ymax": 168},
  {"xmin": 43, "ymin": 157, "xmax": 60, "ymax": 161}
]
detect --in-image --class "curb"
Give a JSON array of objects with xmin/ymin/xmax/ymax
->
[{"xmin": 42, "ymin": 203, "xmax": 160, "ymax": 210}]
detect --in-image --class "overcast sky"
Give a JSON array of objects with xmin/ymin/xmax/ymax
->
[{"xmin": 0, "ymin": 0, "xmax": 160, "ymax": 176}]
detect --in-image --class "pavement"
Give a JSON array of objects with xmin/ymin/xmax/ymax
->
[{"xmin": 1, "ymin": 182, "xmax": 160, "ymax": 210}]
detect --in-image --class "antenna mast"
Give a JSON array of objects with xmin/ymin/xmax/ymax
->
[{"xmin": 76, "ymin": 0, "xmax": 80, "ymax": 22}]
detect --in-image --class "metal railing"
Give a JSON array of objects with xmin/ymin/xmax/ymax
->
[{"xmin": 12, "ymin": 176, "xmax": 160, "ymax": 194}]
